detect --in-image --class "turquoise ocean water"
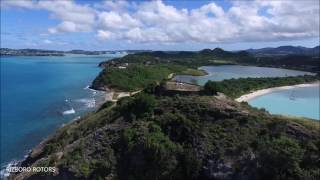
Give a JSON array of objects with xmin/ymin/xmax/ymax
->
[
  {"xmin": 249, "ymin": 86, "xmax": 320, "ymax": 120},
  {"xmin": 0, "ymin": 55, "xmax": 120, "ymax": 172},
  {"xmin": 174, "ymin": 65, "xmax": 319, "ymax": 120}
]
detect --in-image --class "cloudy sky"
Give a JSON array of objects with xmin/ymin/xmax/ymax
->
[{"xmin": 1, "ymin": 0, "xmax": 319, "ymax": 51}]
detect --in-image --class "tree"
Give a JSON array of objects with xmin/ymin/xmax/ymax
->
[
  {"xmin": 132, "ymin": 93, "xmax": 156, "ymax": 118},
  {"xmin": 203, "ymin": 81, "xmax": 221, "ymax": 95},
  {"xmin": 257, "ymin": 137, "xmax": 304, "ymax": 180}
]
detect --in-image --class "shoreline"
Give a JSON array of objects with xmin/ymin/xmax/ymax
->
[
  {"xmin": 235, "ymin": 82, "xmax": 320, "ymax": 102},
  {"xmin": 1, "ymin": 86, "xmax": 114, "ymax": 179}
]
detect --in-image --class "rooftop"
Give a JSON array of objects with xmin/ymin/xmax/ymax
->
[{"xmin": 165, "ymin": 81, "xmax": 201, "ymax": 92}]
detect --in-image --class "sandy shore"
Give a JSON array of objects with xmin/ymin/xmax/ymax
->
[{"xmin": 236, "ymin": 82, "xmax": 319, "ymax": 102}]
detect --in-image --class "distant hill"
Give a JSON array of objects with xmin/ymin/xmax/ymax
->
[
  {"xmin": 246, "ymin": 45, "xmax": 320, "ymax": 56},
  {"xmin": 0, "ymin": 48, "xmax": 65, "ymax": 56},
  {"xmin": 0, "ymin": 48, "xmax": 147, "ymax": 56}
]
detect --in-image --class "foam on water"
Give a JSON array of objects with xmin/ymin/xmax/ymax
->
[
  {"xmin": 62, "ymin": 108, "xmax": 76, "ymax": 115},
  {"xmin": 84, "ymin": 85, "xmax": 90, "ymax": 90},
  {"xmin": 75, "ymin": 98, "xmax": 96, "ymax": 108},
  {"xmin": 0, "ymin": 160, "xmax": 19, "ymax": 179}
]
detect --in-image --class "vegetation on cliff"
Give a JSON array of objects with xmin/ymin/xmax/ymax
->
[
  {"xmin": 98, "ymin": 48, "xmax": 252, "ymax": 68},
  {"xmin": 11, "ymin": 48, "xmax": 320, "ymax": 180},
  {"xmin": 13, "ymin": 91, "xmax": 320, "ymax": 180},
  {"xmin": 91, "ymin": 47, "xmax": 319, "ymax": 92},
  {"xmin": 98, "ymin": 48, "xmax": 319, "ymax": 72},
  {"xmin": 91, "ymin": 64, "xmax": 204, "ymax": 91}
]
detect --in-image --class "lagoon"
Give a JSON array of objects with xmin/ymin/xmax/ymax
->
[
  {"xmin": 174, "ymin": 65, "xmax": 318, "ymax": 120},
  {"xmin": 174, "ymin": 65, "xmax": 315, "ymax": 85}
]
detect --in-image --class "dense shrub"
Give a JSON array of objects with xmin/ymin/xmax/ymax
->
[
  {"xmin": 203, "ymin": 80, "xmax": 222, "ymax": 95},
  {"xmin": 155, "ymin": 112, "xmax": 196, "ymax": 143},
  {"xmin": 118, "ymin": 122, "xmax": 181, "ymax": 180},
  {"xmin": 257, "ymin": 137, "xmax": 304, "ymax": 180},
  {"xmin": 117, "ymin": 93, "xmax": 156, "ymax": 120},
  {"xmin": 131, "ymin": 93, "xmax": 156, "ymax": 118},
  {"xmin": 215, "ymin": 75, "xmax": 319, "ymax": 98}
]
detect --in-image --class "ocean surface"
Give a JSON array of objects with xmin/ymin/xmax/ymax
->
[
  {"xmin": 0, "ymin": 54, "xmax": 121, "ymax": 171},
  {"xmin": 174, "ymin": 65, "xmax": 315, "ymax": 85},
  {"xmin": 249, "ymin": 86, "xmax": 320, "ymax": 120}
]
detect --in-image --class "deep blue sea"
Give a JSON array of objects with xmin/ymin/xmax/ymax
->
[
  {"xmin": 0, "ymin": 54, "xmax": 121, "ymax": 171},
  {"xmin": 249, "ymin": 86, "xmax": 320, "ymax": 120}
]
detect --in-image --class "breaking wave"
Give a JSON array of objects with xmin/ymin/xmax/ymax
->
[
  {"xmin": 62, "ymin": 108, "xmax": 75, "ymax": 115},
  {"xmin": 75, "ymin": 98, "xmax": 96, "ymax": 108}
]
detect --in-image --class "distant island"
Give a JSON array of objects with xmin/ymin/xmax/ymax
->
[
  {"xmin": 247, "ymin": 45, "xmax": 320, "ymax": 57},
  {"xmin": 2, "ymin": 45, "xmax": 319, "ymax": 73},
  {"xmin": 9, "ymin": 45, "xmax": 320, "ymax": 180},
  {"xmin": 91, "ymin": 46, "xmax": 319, "ymax": 92},
  {"xmin": 0, "ymin": 48, "xmax": 151, "ymax": 56}
]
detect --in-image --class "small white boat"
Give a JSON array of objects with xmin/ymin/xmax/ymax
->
[{"xmin": 289, "ymin": 90, "xmax": 296, "ymax": 100}]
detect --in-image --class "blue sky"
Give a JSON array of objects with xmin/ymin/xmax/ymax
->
[{"xmin": 1, "ymin": 0, "xmax": 319, "ymax": 51}]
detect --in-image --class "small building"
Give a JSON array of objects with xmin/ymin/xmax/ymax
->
[{"xmin": 162, "ymin": 81, "xmax": 201, "ymax": 96}]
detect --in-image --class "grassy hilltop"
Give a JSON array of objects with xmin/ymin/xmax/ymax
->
[
  {"xmin": 11, "ymin": 93, "xmax": 320, "ymax": 180},
  {"xmin": 11, "ymin": 48, "xmax": 320, "ymax": 180},
  {"xmin": 91, "ymin": 64, "xmax": 207, "ymax": 92}
]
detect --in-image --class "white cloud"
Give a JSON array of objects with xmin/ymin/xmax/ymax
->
[
  {"xmin": 38, "ymin": 1, "xmax": 95, "ymax": 25},
  {"xmin": 43, "ymin": 39, "xmax": 53, "ymax": 44},
  {"xmin": 3, "ymin": 0, "xmax": 319, "ymax": 43},
  {"xmin": 192, "ymin": 3, "xmax": 225, "ymax": 18},
  {"xmin": 98, "ymin": 12, "xmax": 140, "ymax": 30},
  {"xmin": 2, "ymin": 0, "xmax": 96, "ymax": 34},
  {"xmin": 135, "ymin": 1, "xmax": 187, "ymax": 25},
  {"xmin": 96, "ymin": 30, "xmax": 113, "ymax": 40},
  {"xmin": 49, "ymin": 21, "xmax": 93, "ymax": 34},
  {"xmin": 94, "ymin": 0, "xmax": 130, "ymax": 11},
  {"xmin": 41, "ymin": 39, "xmax": 67, "ymax": 46},
  {"xmin": 1, "ymin": 0, "xmax": 36, "ymax": 9}
]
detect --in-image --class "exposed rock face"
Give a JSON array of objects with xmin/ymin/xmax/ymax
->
[{"xmin": 9, "ymin": 95, "xmax": 320, "ymax": 180}]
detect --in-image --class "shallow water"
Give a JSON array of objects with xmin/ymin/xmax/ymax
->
[
  {"xmin": 174, "ymin": 65, "xmax": 318, "ymax": 119},
  {"xmin": 249, "ymin": 86, "xmax": 320, "ymax": 120},
  {"xmin": 174, "ymin": 65, "xmax": 315, "ymax": 85},
  {"xmin": 0, "ymin": 55, "xmax": 119, "ymax": 168}
]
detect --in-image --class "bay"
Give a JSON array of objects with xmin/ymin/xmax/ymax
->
[{"xmin": 174, "ymin": 65, "xmax": 315, "ymax": 85}]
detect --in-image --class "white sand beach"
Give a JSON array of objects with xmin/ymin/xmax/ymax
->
[{"xmin": 235, "ymin": 82, "xmax": 320, "ymax": 102}]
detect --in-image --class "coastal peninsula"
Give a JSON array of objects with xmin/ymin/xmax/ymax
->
[
  {"xmin": 2, "ymin": 0, "xmax": 320, "ymax": 179},
  {"xmin": 9, "ymin": 48, "xmax": 320, "ymax": 180}
]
